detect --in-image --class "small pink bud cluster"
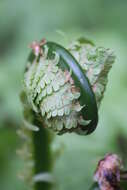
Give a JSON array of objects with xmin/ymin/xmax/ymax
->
[
  {"xmin": 29, "ymin": 39, "xmax": 46, "ymax": 57},
  {"xmin": 94, "ymin": 154, "xmax": 122, "ymax": 190}
]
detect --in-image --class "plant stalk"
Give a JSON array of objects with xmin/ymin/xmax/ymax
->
[{"xmin": 32, "ymin": 117, "xmax": 53, "ymax": 190}]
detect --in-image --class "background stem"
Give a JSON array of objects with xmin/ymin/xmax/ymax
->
[{"xmin": 120, "ymin": 171, "xmax": 127, "ymax": 180}]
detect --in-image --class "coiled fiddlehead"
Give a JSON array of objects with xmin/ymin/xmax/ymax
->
[
  {"xmin": 24, "ymin": 38, "xmax": 115, "ymax": 135},
  {"xmin": 20, "ymin": 37, "xmax": 115, "ymax": 190}
]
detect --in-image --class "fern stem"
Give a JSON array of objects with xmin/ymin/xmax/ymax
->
[{"xmin": 32, "ymin": 117, "xmax": 53, "ymax": 190}]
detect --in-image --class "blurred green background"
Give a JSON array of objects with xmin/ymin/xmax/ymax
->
[{"xmin": 0, "ymin": 0, "xmax": 127, "ymax": 189}]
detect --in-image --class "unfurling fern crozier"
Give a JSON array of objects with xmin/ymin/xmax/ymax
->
[{"xmin": 23, "ymin": 38, "xmax": 115, "ymax": 135}]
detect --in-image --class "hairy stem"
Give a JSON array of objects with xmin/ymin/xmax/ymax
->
[{"xmin": 32, "ymin": 117, "xmax": 53, "ymax": 190}]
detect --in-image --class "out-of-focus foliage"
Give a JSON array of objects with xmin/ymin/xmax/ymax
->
[{"xmin": 0, "ymin": 0, "xmax": 127, "ymax": 190}]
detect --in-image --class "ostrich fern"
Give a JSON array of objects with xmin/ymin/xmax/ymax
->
[{"xmin": 19, "ymin": 37, "xmax": 115, "ymax": 190}]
